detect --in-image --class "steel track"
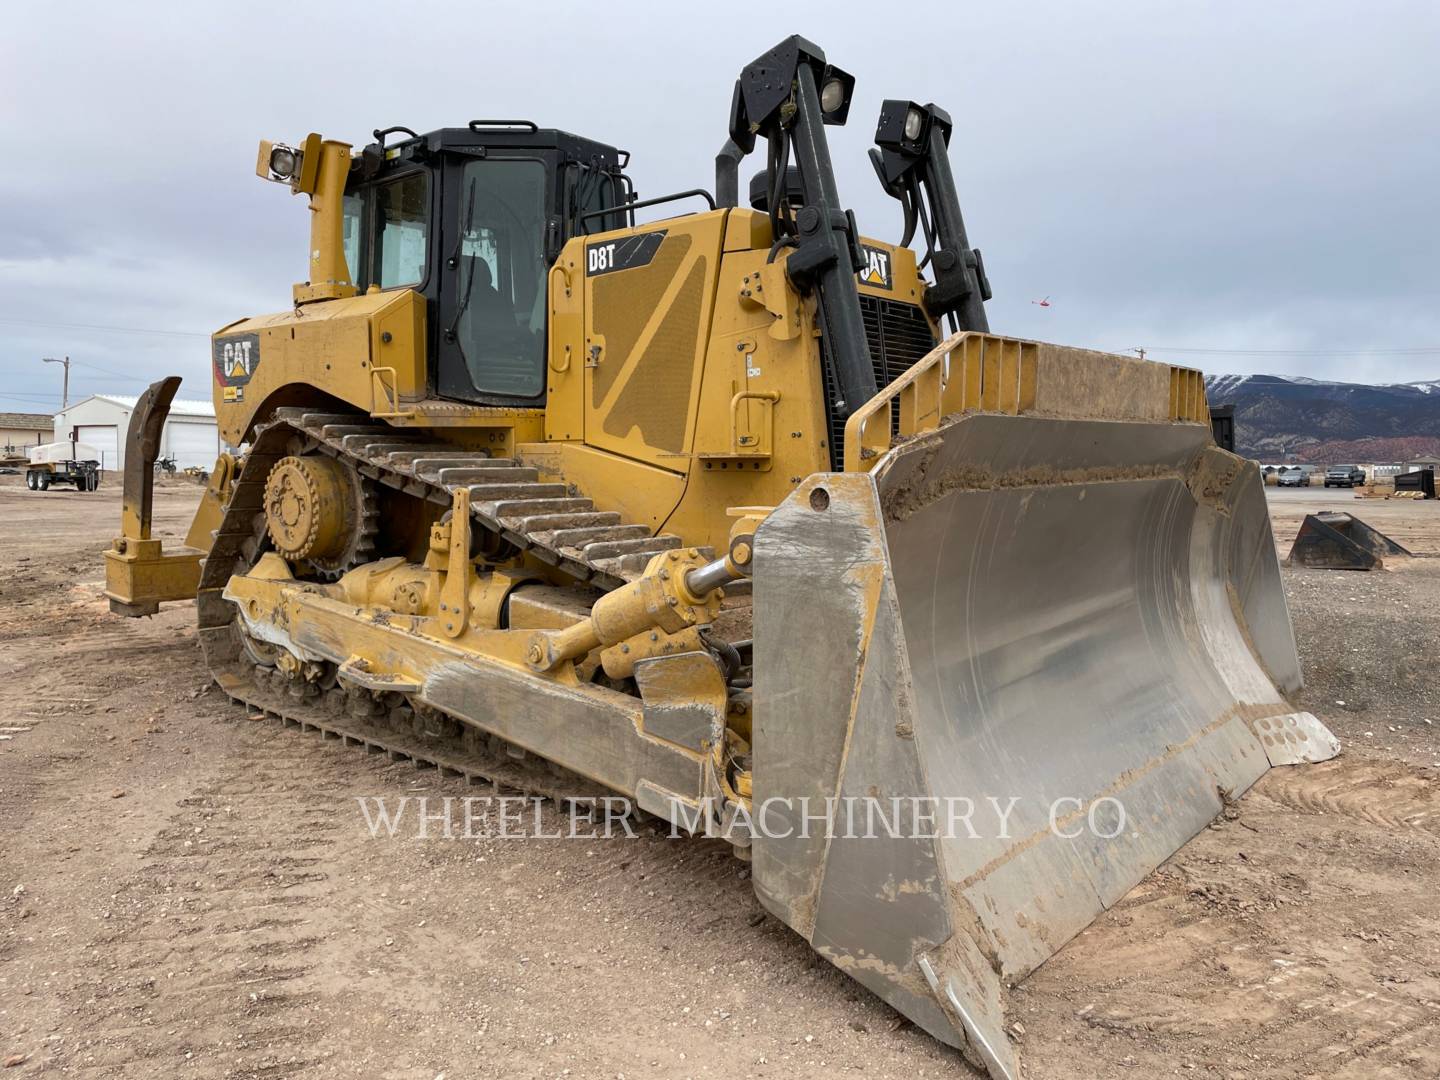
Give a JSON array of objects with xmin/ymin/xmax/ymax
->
[{"xmin": 193, "ymin": 409, "xmax": 684, "ymax": 804}]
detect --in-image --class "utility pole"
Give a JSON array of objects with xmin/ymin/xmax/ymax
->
[
  {"xmin": 1130, "ymin": 347, "xmax": 1147, "ymax": 361},
  {"xmin": 42, "ymin": 356, "xmax": 71, "ymax": 409}
]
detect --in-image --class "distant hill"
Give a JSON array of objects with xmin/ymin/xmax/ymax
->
[{"xmin": 1204, "ymin": 373, "xmax": 1440, "ymax": 461}]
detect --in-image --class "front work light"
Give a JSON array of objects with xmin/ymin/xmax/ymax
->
[
  {"xmin": 268, "ymin": 145, "xmax": 298, "ymax": 179},
  {"xmin": 903, "ymin": 107, "xmax": 924, "ymax": 142},
  {"xmin": 874, "ymin": 99, "xmax": 952, "ymax": 160},
  {"xmin": 255, "ymin": 134, "xmax": 323, "ymax": 193}
]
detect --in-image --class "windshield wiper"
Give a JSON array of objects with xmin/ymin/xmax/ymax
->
[{"xmin": 446, "ymin": 176, "xmax": 480, "ymax": 348}]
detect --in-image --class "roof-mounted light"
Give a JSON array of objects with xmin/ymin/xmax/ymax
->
[
  {"xmin": 903, "ymin": 107, "xmax": 925, "ymax": 142},
  {"xmin": 875, "ymin": 100, "xmax": 949, "ymax": 159}
]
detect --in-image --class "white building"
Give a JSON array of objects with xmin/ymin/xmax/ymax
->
[{"xmin": 52, "ymin": 394, "xmax": 221, "ymax": 471}]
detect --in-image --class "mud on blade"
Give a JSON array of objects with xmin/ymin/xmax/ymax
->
[{"xmin": 750, "ymin": 409, "xmax": 1337, "ymax": 1079}]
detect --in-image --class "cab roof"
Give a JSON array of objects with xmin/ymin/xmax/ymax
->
[{"xmin": 365, "ymin": 122, "xmax": 626, "ymax": 171}]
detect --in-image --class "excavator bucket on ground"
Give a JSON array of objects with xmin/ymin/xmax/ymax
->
[
  {"xmin": 751, "ymin": 333, "xmax": 1339, "ymax": 1080},
  {"xmin": 1286, "ymin": 511, "xmax": 1411, "ymax": 570}
]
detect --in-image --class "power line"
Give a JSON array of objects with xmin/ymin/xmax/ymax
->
[
  {"xmin": 1, "ymin": 355, "xmax": 200, "ymax": 400},
  {"xmin": 0, "ymin": 317, "xmax": 210, "ymax": 339},
  {"xmin": 1145, "ymin": 345, "xmax": 1440, "ymax": 357},
  {"xmin": 67, "ymin": 357, "xmax": 158, "ymax": 381},
  {"xmin": 60, "ymin": 372, "xmax": 148, "ymax": 384}
]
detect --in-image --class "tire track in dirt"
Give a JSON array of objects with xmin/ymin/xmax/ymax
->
[
  {"xmin": 0, "ymin": 607, "xmax": 208, "ymax": 843},
  {"xmin": 1043, "ymin": 902, "xmax": 1440, "ymax": 1077},
  {"xmin": 1254, "ymin": 758, "xmax": 1440, "ymax": 833},
  {"xmin": 1018, "ymin": 755, "xmax": 1440, "ymax": 1079},
  {"xmin": 57, "ymin": 725, "xmax": 369, "ymax": 1078}
]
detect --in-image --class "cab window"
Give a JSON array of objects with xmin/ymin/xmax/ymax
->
[
  {"xmin": 341, "ymin": 193, "xmax": 363, "ymax": 286},
  {"xmin": 447, "ymin": 159, "xmax": 548, "ymax": 399},
  {"xmin": 375, "ymin": 172, "xmax": 429, "ymax": 288}
]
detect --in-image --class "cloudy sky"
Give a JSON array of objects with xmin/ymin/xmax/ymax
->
[{"xmin": 2, "ymin": 1, "xmax": 1437, "ymax": 415}]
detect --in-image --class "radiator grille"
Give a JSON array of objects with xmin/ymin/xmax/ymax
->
[{"xmin": 822, "ymin": 295, "xmax": 938, "ymax": 470}]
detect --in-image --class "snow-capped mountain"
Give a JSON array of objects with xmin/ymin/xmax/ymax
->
[{"xmin": 1203, "ymin": 373, "xmax": 1440, "ymax": 460}]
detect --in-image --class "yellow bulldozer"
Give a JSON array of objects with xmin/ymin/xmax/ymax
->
[{"xmin": 103, "ymin": 36, "xmax": 1338, "ymax": 1079}]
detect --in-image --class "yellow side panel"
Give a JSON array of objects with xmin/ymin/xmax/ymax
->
[
  {"xmin": 545, "ymin": 252, "xmax": 585, "ymax": 442},
  {"xmin": 856, "ymin": 238, "xmax": 927, "ymax": 307},
  {"xmin": 723, "ymin": 208, "xmax": 773, "ymax": 252},
  {"xmin": 582, "ymin": 213, "xmax": 726, "ymax": 472},
  {"xmin": 667, "ymin": 249, "xmax": 832, "ymax": 553},
  {"xmin": 212, "ymin": 289, "xmax": 426, "ymax": 445}
]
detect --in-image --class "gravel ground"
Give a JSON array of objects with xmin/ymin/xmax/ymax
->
[
  {"xmin": 1269, "ymin": 487, "xmax": 1440, "ymax": 768},
  {"xmin": 1, "ymin": 475, "xmax": 1437, "ymax": 1079}
]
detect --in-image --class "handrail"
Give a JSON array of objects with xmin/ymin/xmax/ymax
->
[
  {"xmin": 372, "ymin": 126, "xmax": 420, "ymax": 148},
  {"xmin": 729, "ymin": 389, "xmax": 781, "ymax": 453},
  {"xmin": 369, "ymin": 366, "xmax": 414, "ymax": 419},
  {"xmin": 578, "ymin": 188, "xmax": 716, "ymax": 229},
  {"xmin": 468, "ymin": 119, "xmax": 540, "ymax": 133}
]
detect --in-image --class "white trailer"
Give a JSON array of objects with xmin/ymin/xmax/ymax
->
[{"xmin": 25, "ymin": 442, "xmax": 102, "ymax": 492}]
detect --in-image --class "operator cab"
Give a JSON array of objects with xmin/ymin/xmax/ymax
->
[{"xmin": 339, "ymin": 122, "xmax": 631, "ymax": 407}]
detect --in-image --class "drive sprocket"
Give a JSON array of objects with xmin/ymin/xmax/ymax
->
[{"xmin": 262, "ymin": 453, "xmax": 378, "ymax": 580}]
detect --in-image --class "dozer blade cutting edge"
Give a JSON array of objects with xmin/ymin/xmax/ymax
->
[{"xmin": 749, "ymin": 335, "xmax": 1338, "ymax": 1080}]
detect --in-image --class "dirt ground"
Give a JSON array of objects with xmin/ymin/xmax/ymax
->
[{"xmin": 1, "ymin": 475, "xmax": 1437, "ymax": 1079}]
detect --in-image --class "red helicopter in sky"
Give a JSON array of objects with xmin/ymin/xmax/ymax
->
[{"xmin": 1031, "ymin": 296, "xmax": 1051, "ymax": 307}]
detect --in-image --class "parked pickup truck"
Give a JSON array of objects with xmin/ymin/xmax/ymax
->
[{"xmin": 1324, "ymin": 465, "xmax": 1366, "ymax": 488}]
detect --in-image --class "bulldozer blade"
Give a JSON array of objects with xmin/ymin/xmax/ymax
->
[
  {"xmin": 750, "ymin": 414, "xmax": 1338, "ymax": 1080},
  {"xmin": 1286, "ymin": 511, "xmax": 1411, "ymax": 570}
]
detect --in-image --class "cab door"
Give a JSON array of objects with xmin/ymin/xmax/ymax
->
[{"xmin": 435, "ymin": 156, "xmax": 552, "ymax": 405}]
